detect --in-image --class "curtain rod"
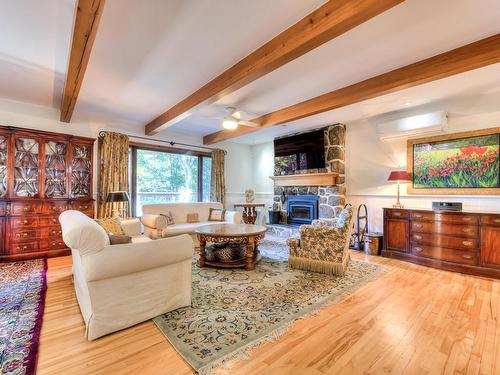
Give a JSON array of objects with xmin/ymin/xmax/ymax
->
[{"xmin": 98, "ymin": 131, "xmax": 226, "ymax": 154}]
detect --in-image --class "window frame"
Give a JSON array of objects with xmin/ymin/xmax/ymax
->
[{"xmin": 129, "ymin": 142, "xmax": 211, "ymax": 217}]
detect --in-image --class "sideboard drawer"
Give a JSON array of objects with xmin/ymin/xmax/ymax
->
[
  {"xmin": 411, "ymin": 233, "xmax": 478, "ymax": 250},
  {"xmin": 411, "ymin": 222, "xmax": 478, "ymax": 238},
  {"xmin": 11, "ymin": 229, "xmax": 37, "ymax": 242},
  {"xmin": 386, "ymin": 209, "xmax": 408, "ymax": 219},
  {"xmin": 480, "ymin": 215, "xmax": 500, "ymax": 227},
  {"xmin": 40, "ymin": 226, "xmax": 63, "ymax": 238},
  {"xmin": 0, "ymin": 202, "xmax": 6, "ymax": 216},
  {"xmin": 11, "ymin": 202, "xmax": 41, "ymax": 215},
  {"xmin": 411, "ymin": 244, "xmax": 478, "ymax": 266},
  {"xmin": 40, "ymin": 239, "xmax": 67, "ymax": 250},
  {"xmin": 10, "ymin": 216, "xmax": 39, "ymax": 228},
  {"xmin": 10, "ymin": 241, "xmax": 39, "ymax": 254},
  {"xmin": 39, "ymin": 216, "xmax": 60, "ymax": 226},
  {"xmin": 411, "ymin": 211, "xmax": 478, "ymax": 225},
  {"xmin": 42, "ymin": 201, "xmax": 67, "ymax": 214}
]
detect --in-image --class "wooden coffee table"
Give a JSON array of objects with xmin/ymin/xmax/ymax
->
[{"xmin": 196, "ymin": 224, "xmax": 267, "ymax": 270}]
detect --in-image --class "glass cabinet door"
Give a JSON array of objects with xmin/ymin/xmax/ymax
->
[
  {"xmin": 44, "ymin": 140, "xmax": 67, "ymax": 197},
  {"xmin": 0, "ymin": 136, "xmax": 7, "ymax": 198},
  {"xmin": 14, "ymin": 137, "xmax": 39, "ymax": 197},
  {"xmin": 71, "ymin": 144, "xmax": 91, "ymax": 198}
]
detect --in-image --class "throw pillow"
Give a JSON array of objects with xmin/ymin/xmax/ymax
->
[
  {"xmin": 208, "ymin": 208, "xmax": 226, "ymax": 221},
  {"xmin": 95, "ymin": 217, "xmax": 124, "ymax": 235},
  {"xmin": 108, "ymin": 234, "xmax": 132, "ymax": 245},
  {"xmin": 160, "ymin": 212, "xmax": 175, "ymax": 225},
  {"xmin": 186, "ymin": 213, "xmax": 199, "ymax": 223}
]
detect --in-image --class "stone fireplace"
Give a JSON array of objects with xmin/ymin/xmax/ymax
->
[{"xmin": 273, "ymin": 124, "xmax": 346, "ymax": 221}]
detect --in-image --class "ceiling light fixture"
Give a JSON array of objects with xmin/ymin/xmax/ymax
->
[{"xmin": 222, "ymin": 116, "xmax": 238, "ymax": 130}]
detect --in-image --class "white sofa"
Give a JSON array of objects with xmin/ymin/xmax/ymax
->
[
  {"xmin": 141, "ymin": 202, "xmax": 242, "ymax": 244},
  {"xmin": 59, "ymin": 210, "xmax": 193, "ymax": 340}
]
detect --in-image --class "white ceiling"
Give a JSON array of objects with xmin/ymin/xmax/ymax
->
[{"xmin": 1, "ymin": 0, "xmax": 500, "ymax": 144}]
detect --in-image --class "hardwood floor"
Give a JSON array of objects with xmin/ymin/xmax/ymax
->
[{"xmin": 38, "ymin": 252, "xmax": 500, "ymax": 375}]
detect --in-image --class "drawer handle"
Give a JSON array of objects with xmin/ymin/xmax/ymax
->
[
  {"xmin": 414, "ymin": 247, "xmax": 423, "ymax": 252},
  {"xmin": 414, "ymin": 214, "xmax": 423, "ymax": 218},
  {"xmin": 393, "ymin": 212, "xmax": 401, "ymax": 217},
  {"xmin": 462, "ymin": 255, "xmax": 473, "ymax": 260},
  {"xmin": 414, "ymin": 235, "xmax": 423, "ymax": 240},
  {"xmin": 494, "ymin": 219, "xmax": 500, "ymax": 223},
  {"xmin": 17, "ymin": 232, "xmax": 29, "ymax": 238},
  {"xmin": 462, "ymin": 228, "xmax": 473, "ymax": 233},
  {"xmin": 462, "ymin": 241, "xmax": 473, "ymax": 247},
  {"xmin": 16, "ymin": 245, "xmax": 28, "ymax": 251},
  {"xmin": 52, "ymin": 242, "xmax": 63, "ymax": 246},
  {"xmin": 51, "ymin": 230, "xmax": 62, "ymax": 235},
  {"xmin": 414, "ymin": 224, "xmax": 423, "ymax": 229},
  {"xmin": 23, "ymin": 220, "xmax": 28, "ymax": 224},
  {"xmin": 23, "ymin": 207, "xmax": 29, "ymax": 211},
  {"xmin": 462, "ymin": 217, "xmax": 472, "ymax": 222}
]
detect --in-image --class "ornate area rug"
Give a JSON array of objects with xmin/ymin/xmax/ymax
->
[
  {"xmin": 154, "ymin": 240, "xmax": 385, "ymax": 374},
  {"xmin": 0, "ymin": 259, "xmax": 47, "ymax": 375}
]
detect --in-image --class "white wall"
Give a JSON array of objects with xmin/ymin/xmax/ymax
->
[
  {"xmin": 0, "ymin": 99, "xmax": 246, "ymax": 206},
  {"xmin": 346, "ymin": 111, "xmax": 500, "ymax": 232}
]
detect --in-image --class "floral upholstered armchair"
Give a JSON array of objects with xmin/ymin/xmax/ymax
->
[{"xmin": 287, "ymin": 206, "xmax": 354, "ymax": 276}]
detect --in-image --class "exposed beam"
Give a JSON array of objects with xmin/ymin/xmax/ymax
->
[
  {"xmin": 203, "ymin": 34, "xmax": 500, "ymax": 145},
  {"xmin": 60, "ymin": 0, "xmax": 105, "ymax": 123},
  {"xmin": 145, "ymin": 0, "xmax": 405, "ymax": 135}
]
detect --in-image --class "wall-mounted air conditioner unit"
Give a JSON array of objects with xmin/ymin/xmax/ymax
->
[{"xmin": 376, "ymin": 111, "xmax": 448, "ymax": 140}]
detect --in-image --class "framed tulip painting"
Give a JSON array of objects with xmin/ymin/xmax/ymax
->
[{"xmin": 407, "ymin": 127, "xmax": 500, "ymax": 194}]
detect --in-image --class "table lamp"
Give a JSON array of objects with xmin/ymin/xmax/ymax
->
[
  {"xmin": 106, "ymin": 191, "xmax": 130, "ymax": 218},
  {"xmin": 387, "ymin": 171, "xmax": 412, "ymax": 208}
]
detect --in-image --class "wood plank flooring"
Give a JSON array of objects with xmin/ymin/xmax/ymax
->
[{"xmin": 37, "ymin": 252, "xmax": 500, "ymax": 374}]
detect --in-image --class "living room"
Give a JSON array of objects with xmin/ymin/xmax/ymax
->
[{"xmin": 1, "ymin": 0, "xmax": 500, "ymax": 374}]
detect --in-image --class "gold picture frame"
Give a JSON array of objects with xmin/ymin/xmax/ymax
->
[{"xmin": 407, "ymin": 127, "xmax": 500, "ymax": 195}]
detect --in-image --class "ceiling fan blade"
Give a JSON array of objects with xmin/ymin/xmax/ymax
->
[{"xmin": 238, "ymin": 120, "xmax": 259, "ymax": 128}]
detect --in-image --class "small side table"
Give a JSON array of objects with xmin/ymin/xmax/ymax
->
[{"xmin": 234, "ymin": 203, "xmax": 265, "ymax": 224}]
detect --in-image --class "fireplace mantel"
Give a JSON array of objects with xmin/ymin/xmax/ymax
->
[{"xmin": 270, "ymin": 172, "xmax": 338, "ymax": 187}]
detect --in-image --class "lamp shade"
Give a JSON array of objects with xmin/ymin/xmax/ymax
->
[
  {"xmin": 106, "ymin": 191, "xmax": 130, "ymax": 203},
  {"xmin": 388, "ymin": 171, "xmax": 412, "ymax": 182}
]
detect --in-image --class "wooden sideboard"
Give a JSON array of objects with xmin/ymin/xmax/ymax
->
[
  {"xmin": 0, "ymin": 126, "xmax": 95, "ymax": 262},
  {"xmin": 382, "ymin": 208, "xmax": 500, "ymax": 278}
]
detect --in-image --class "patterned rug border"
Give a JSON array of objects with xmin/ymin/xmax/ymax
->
[
  {"xmin": 154, "ymin": 257, "xmax": 389, "ymax": 375},
  {"xmin": 28, "ymin": 258, "xmax": 48, "ymax": 375},
  {"xmin": 1, "ymin": 258, "xmax": 48, "ymax": 375}
]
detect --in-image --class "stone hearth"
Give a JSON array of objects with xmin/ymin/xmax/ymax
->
[{"xmin": 273, "ymin": 124, "xmax": 346, "ymax": 220}]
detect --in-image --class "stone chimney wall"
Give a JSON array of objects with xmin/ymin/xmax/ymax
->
[{"xmin": 273, "ymin": 124, "xmax": 346, "ymax": 220}]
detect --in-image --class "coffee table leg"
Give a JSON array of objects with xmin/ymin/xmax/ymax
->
[
  {"xmin": 198, "ymin": 236, "xmax": 206, "ymax": 268},
  {"xmin": 245, "ymin": 237, "xmax": 255, "ymax": 271}
]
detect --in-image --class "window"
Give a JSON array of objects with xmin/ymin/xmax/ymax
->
[{"xmin": 129, "ymin": 146, "xmax": 212, "ymax": 216}]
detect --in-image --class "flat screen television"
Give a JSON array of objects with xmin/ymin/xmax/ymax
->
[{"xmin": 274, "ymin": 129, "xmax": 325, "ymax": 175}]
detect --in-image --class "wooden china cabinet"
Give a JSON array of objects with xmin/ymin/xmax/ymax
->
[{"xmin": 0, "ymin": 125, "xmax": 95, "ymax": 262}]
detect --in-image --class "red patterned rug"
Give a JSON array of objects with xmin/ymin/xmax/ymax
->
[{"xmin": 0, "ymin": 259, "xmax": 47, "ymax": 375}]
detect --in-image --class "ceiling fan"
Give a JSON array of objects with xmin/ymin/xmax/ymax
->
[{"xmin": 221, "ymin": 107, "xmax": 258, "ymax": 130}]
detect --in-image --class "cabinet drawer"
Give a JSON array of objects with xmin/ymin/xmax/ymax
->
[
  {"xmin": 40, "ymin": 226, "xmax": 62, "ymax": 238},
  {"xmin": 39, "ymin": 216, "xmax": 60, "ymax": 226},
  {"xmin": 40, "ymin": 239, "xmax": 66, "ymax": 250},
  {"xmin": 411, "ymin": 211, "xmax": 478, "ymax": 225},
  {"xmin": 411, "ymin": 233, "xmax": 478, "ymax": 250},
  {"xmin": 70, "ymin": 201, "xmax": 94, "ymax": 217},
  {"xmin": 42, "ymin": 202, "xmax": 67, "ymax": 214},
  {"xmin": 0, "ymin": 202, "xmax": 5, "ymax": 216},
  {"xmin": 480, "ymin": 215, "xmax": 500, "ymax": 227},
  {"xmin": 10, "ymin": 241, "xmax": 39, "ymax": 254},
  {"xmin": 411, "ymin": 222, "xmax": 478, "ymax": 238},
  {"xmin": 411, "ymin": 244, "xmax": 478, "ymax": 265},
  {"xmin": 11, "ymin": 229, "xmax": 37, "ymax": 242},
  {"xmin": 11, "ymin": 202, "xmax": 41, "ymax": 215},
  {"xmin": 386, "ymin": 209, "xmax": 408, "ymax": 219},
  {"xmin": 10, "ymin": 216, "xmax": 39, "ymax": 228}
]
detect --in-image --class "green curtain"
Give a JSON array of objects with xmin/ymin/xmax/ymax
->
[
  {"xmin": 210, "ymin": 149, "xmax": 225, "ymax": 206},
  {"xmin": 97, "ymin": 132, "xmax": 130, "ymax": 218}
]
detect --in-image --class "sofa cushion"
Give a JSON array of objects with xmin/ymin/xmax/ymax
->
[
  {"xmin": 208, "ymin": 208, "xmax": 226, "ymax": 221},
  {"xmin": 109, "ymin": 234, "xmax": 132, "ymax": 245},
  {"xmin": 95, "ymin": 217, "xmax": 125, "ymax": 235},
  {"xmin": 162, "ymin": 221, "xmax": 214, "ymax": 236},
  {"xmin": 142, "ymin": 202, "xmax": 223, "ymax": 224},
  {"xmin": 160, "ymin": 212, "xmax": 175, "ymax": 225}
]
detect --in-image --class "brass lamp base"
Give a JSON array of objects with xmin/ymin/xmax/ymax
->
[{"xmin": 393, "ymin": 182, "xmax": 404, "ymax": 209}]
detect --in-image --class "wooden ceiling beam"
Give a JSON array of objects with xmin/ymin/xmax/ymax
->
[
  {"xmin": 145, "ymin": 0, "xmax": 405, "ymax": 135},
  {"xmin": 60, "ymin": 0, "xmax": 105, "ymax": 123},
  {"xmin": 203, "ymin": 34, "xmax": 500, "ymax": 145}
]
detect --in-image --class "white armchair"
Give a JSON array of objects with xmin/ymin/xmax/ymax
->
[{"xmin": 59, "ymin": 210, "xmax": 194, "ymax": 340}]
